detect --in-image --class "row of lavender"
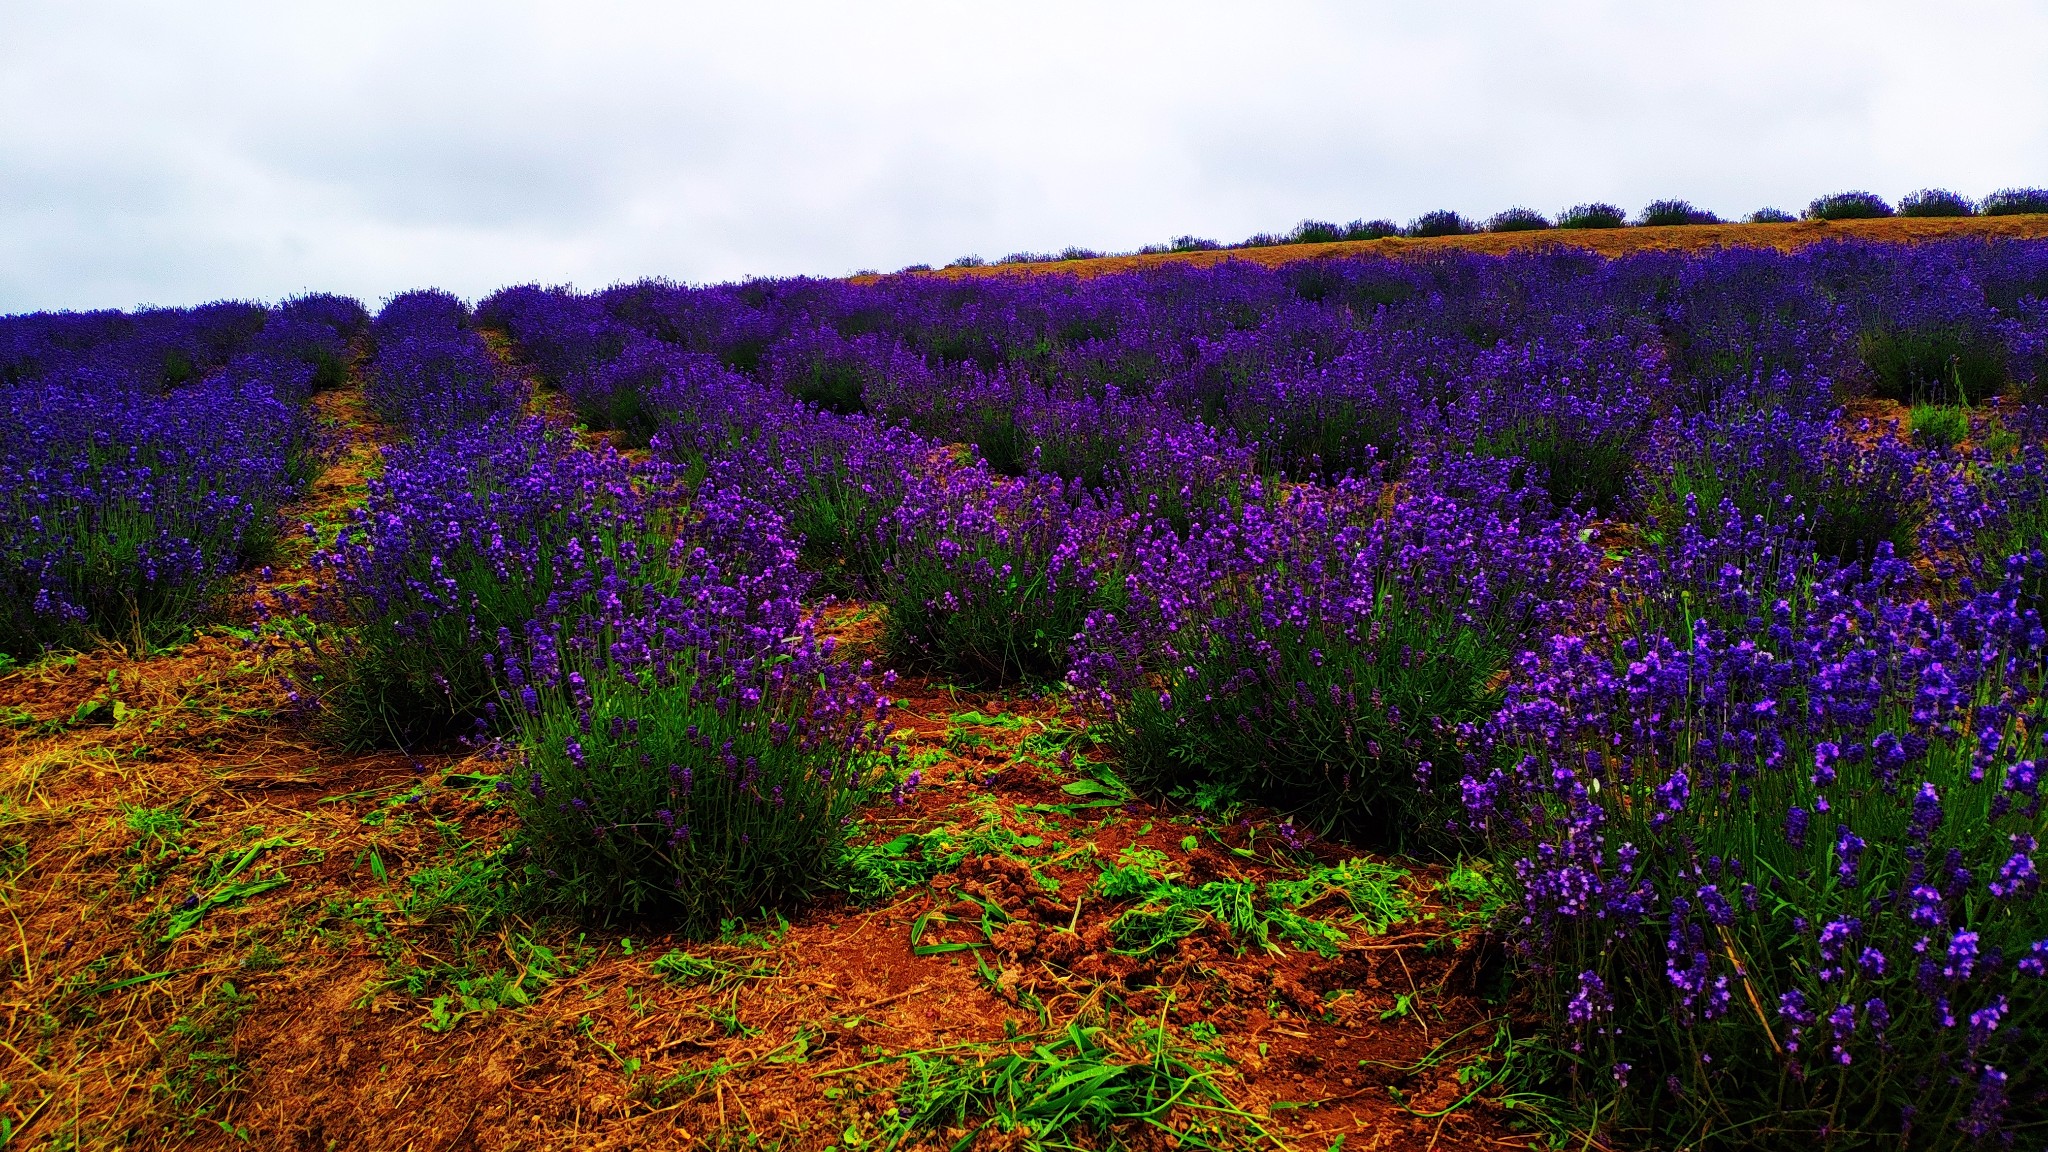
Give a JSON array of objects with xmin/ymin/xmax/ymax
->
[
  {"xmin": 470, "ymin": 240, "xmax": 2047, "ymax": 1146},
  {"xmin": 0, "ymin": 295, "xmax": 364, "ymax": 655},
  {"xmin": 292, "ymin": 291, "xmax": 897, "ymax": 927}
]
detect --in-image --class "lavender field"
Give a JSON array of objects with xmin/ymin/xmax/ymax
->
[{"xmin": 4, "ymin": 227, "xmax": 2048, "ymax": 1149}]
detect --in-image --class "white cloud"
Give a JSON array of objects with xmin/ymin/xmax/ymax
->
[{"xmin": 2, "ymin": 0, "xmax": 2043, "ymax": 310}]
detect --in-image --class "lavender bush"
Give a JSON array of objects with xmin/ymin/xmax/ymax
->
[
  {"xmin": 497, "ymin": 486, "xmax": 897, "ymax": 929},
  {"xmin": 1075, "ymin": 459, "xmax": 1600, "ymax": 844},
  {"xmin": 1461, "ymin": 504, "xmax": 2047, "ymax": 1147},
  {"xmin": 302, "ymin": 419, "xmax": 663, "ymax": 746},
  {"xmin": 884, "ymin": 463, "xmax": 1135, "ymax": 685}
]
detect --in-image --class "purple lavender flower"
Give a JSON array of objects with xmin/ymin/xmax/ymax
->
[
  {"xmin": 1835, "ymin": 827, "xmax": 1866, "ymax": 888},
  {"xmin": 1567, "ymin": 970, "xmax": 1614, "ymax": 1025}
]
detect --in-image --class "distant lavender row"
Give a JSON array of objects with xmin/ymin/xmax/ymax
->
[
  {"xmin": 0, "ymin": 295, "xmax": 367, "ymax": 656},
  {"xmin": 366, "ymin": 290, "xmax": 527, "ymax": 436},
  {"xmin": 481, "ymin": 239, "xmax": 2048, "ymax": 534}
]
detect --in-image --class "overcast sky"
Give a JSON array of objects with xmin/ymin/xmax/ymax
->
[{"xmin": 3, "ymin": 0, "xmax": 2045, "ymax": 312}]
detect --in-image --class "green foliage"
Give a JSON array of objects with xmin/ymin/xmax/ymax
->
[
  {"xmin": 1092, "ymin": 848, "xmax": 1408, "ymax": 959},
  {"xmin": 650, "ymin": 948, "xmax": 776, "ymax": 991},
  {"xmin": 395, "ymin": 844, "xmax": 521, "ymax": 944},
  {"xmin": 420, "ymin": 941, "xmax": 561, "ymax": 1033},
  {"xmin": 840, "ymin": 802, "xmax": 1070, "ymax": 903},
  {"xmin": 1435, "ymin": 861, "xmax": 1507, "ymax": 928},
  {"xmin": 883, "ymin": 1017, "xmax": 1269, "ymax": 1150},
  {"xmin": 838, "ymin": 829, "xmax": 968, "ymax": 903},
  {"xmin": 155, "ymin": 979, "xmax": 255, "ymax": 1126},
  {"xmin": 121, "ymin": 804, "xmax": 188, "ymax": 895},
  {"xmin": 1859, "ymin": 325, "xmax": 2008, "ymax": 404},
  {"xmin": 1265, "ymin": 857, "xmax": 1416, "ymax": 935},
  {"xmin": 124, "ymin": 804, "xmax": 186, "ymax": 848},
  {"xmin": 154, "ymin": 834, "xmax": 294, "ymax": 945},
  {"xmin": 1908, "ymin": 404, "xmax": 1971, "ymax": 450}
]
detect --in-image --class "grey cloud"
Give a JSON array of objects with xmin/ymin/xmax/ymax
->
[{"xmin": 1, "ymin": 0, "xmax": 2043, "ymax": 311}]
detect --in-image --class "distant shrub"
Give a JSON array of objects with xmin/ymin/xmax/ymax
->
[
  {"xmin": 1343, "ymin": 219, "xmax": 1403, "ymax": 240},
  {"xmin": 945, "ymin": 255, "xmax": 987, "ymax": 268},
  {"xmin": 1746, "ymin": 207, "xmax": 1798, "ymax": 224},
  {"xmin": 998, "ymin": 252, "xmax": 1057, "ymax": 265},
  {"xmin": 1638, "ymin": 199, "xmax": 1720, "ymax": 226},
  {"xmin": 1899, "ymin": 188, "xmax": 1977, "ymax": 217},
  {"xmin": 1557, "ymin": 203, "xmax": 1627, "ymax": 230},
  {"xmin": 1057, "ymin": 247, "xmax": 1102, "ymax": 261},
  {"xmin": 896, "ymin": 264, "xmax": 932, "ymax": 274},
  {"xmin": 1807, "ymin": 190, "xmax": 1894, "ymax": 220},
  {"xmin": 1485, "ymin": 207, "xmax": 1553, "ymax": 233},
  {"xmin": 1286, "ymin": 220, "xmax": 1348, "ymax": 245},
  {"xmin": 1406, "ymin": 210, "xmax": 1473, "ymax": 238},
  {"xmin": 1982, "ymin": 187, "xmax": 2048, "ymax": 216},
  {"xmin": 1168, "ymin": 236, "xmax": 1222, "ymax": 252}
]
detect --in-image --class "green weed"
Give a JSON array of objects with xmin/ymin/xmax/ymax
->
[
  {"xmin": 154, "ymin": 834, "xmax": 295, "ymax": 945},
  {"xmin": 880, "ymin": 1016, "xmax": 1270, "ymax": 1151},
  {"xmin": 153, "ymin": 979, "xmax": 255, "ymax": 1129},
  {"xmin": 1093, "ymin": 848, "xmax": 1393, "ymax": 959}
]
